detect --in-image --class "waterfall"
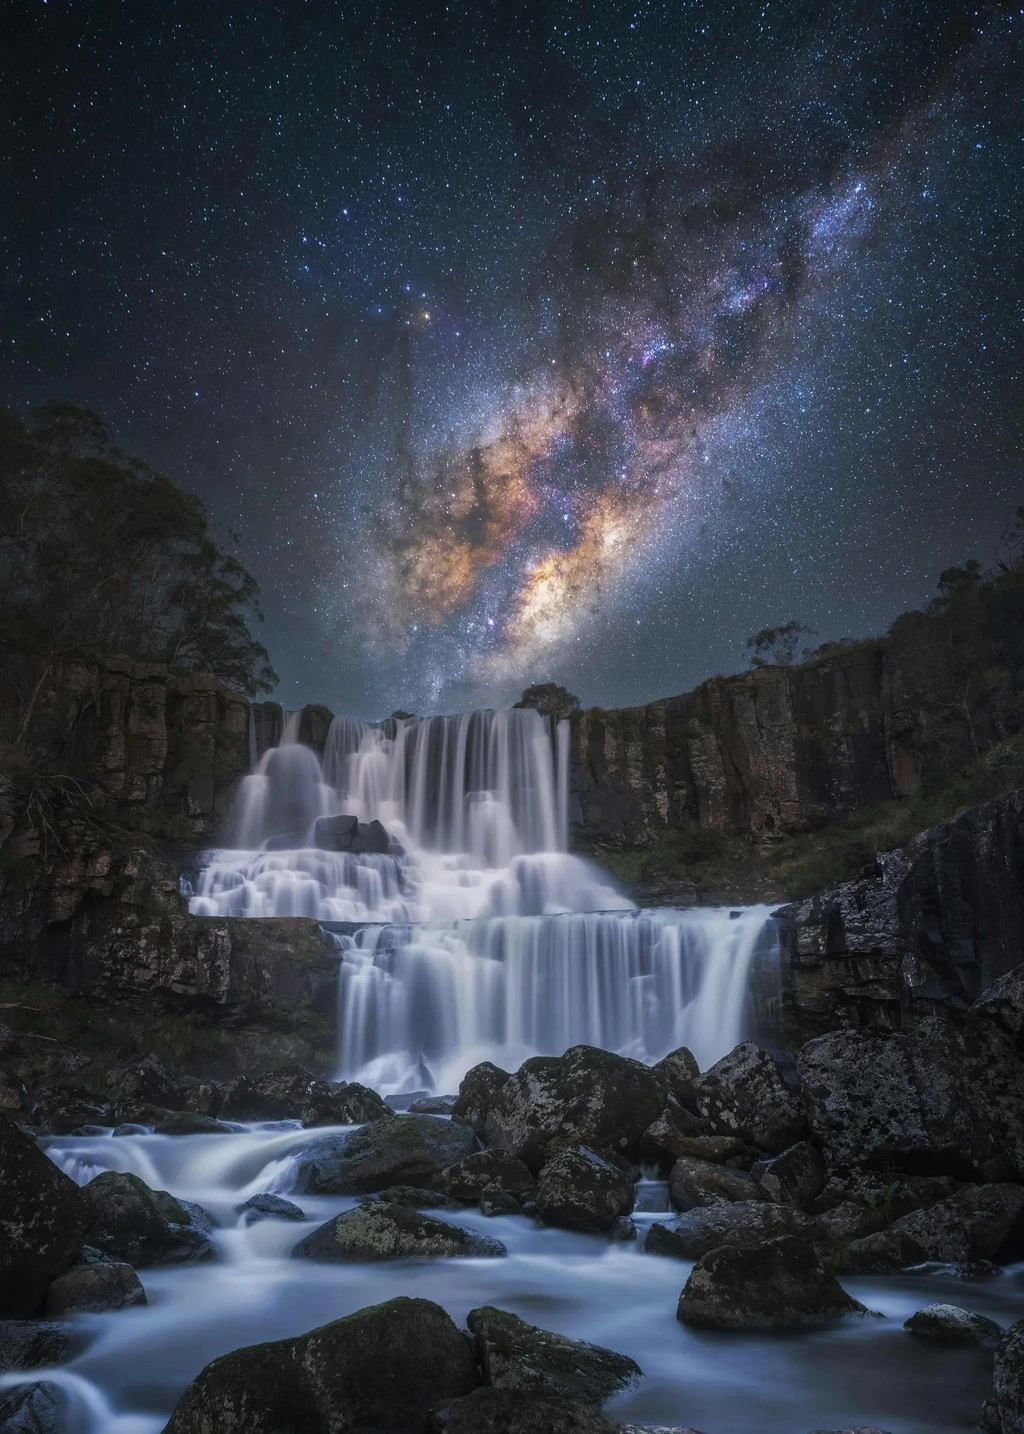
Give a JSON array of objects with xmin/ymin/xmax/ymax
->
[{"xmin": 189, "ymin": 705, "xmax": 780, "ymax": 1091}]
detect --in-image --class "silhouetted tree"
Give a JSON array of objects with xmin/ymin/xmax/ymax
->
[
  {"xmin": 746, "ymin": 621, "xmax": 815, "ymax": 667},
  {"xmin": 514, "ymin": 682, "xmax": 581, "ymax": 720}
]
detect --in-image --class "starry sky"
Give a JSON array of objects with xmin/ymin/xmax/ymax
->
[{"xmin": 3, "ymin": 1, "xmax": 1023, "ymax": 718}]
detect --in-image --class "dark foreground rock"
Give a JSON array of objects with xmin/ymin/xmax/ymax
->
[
  {"xmin": 484, "ymin": 1045, "xmax": 662, "ymax": 1171},
  {"xmin": 153, "ymin": 1112, "xmax": 232, "ymax": 1135},
  {"xmin": 291, "ymin": 1201, "xmax": 506, "ymax": 1261},
  {"xmin": 645, "ymin": 1201, "xmax": 808, "ymax": 1260},
  {"xmin": 163, "ymin": 1296, "xmax": 481, "ymax": 1433},
  {"xmin": 966, "ymin": 966, "xmax": 1024, "ymax": 1179},
  {"xmin": 534, "ymin": 1146, "xmax": 635, "ymax": 1233},
  {"xmin": 433, "ymin": 1150, "xmax": 536, "ymax": 1203},
  {"xmin": 692, "ymin": 1042, "xmax": 806, "ymax": 1155},
  {"xmin": 467, "ymin": 1305, "xmax": 640, "ymax": 1404},
  {"xmin": 983, "ymin": 1316, "xmax": 1024, "ymax": 1434},
  {"xmin": 0, "ymin": 1321, "xmax": 81, "ymax": 1373},
  {"xmin": 85, "ymin": 1171, "xmax": 216, "ymax": 1266},
  {"xmin": 43, "ymin": 1245, "xmax": 146, "ymax": 1313},
  {"xmin": 0, "ymin": 1115, "xmax": 95, "ymax": 1316},
  {"xmin": 451, "ymin": 1061, "xmax": 511, "ymax": 1138},
  {"xmin": 237, "ymin": 1193, "xmax": 306, "ymax": 1224},
  {"xmin": 888, "ymin": 1184, "xmax": 1024, "ymax": 1263},
  {"xmin": 0, "ymin": 1380, "xmax": 66, "ymax": 1434},
  {"xmin": 295, "ymin": 1112, "xmax": 478, "ymax": 1193},
  {"xmin": 217, "ymin": 1065, "xmax": 389, "ymax": 1125},
  {"xmin": 751, "ymin": 1141, "xmax": 826, "ymax": 1208},
  {"xmin": 668, "ymin": 1155, "xmax": 759, "ymax": 1210},
  {"xmin": 433, "ymin": 1387, "xmax": 619, "ymax": 1433},
  {"xmin": 677, "ymin": 1235, "xmax": 872, "ymax": 1330},
  {"xmin": 904, "ymin": 1303, "xmax": 1002, "ymax": 1346}
]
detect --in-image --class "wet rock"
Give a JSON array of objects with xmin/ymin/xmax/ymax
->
[
  {"xmin": 485, "ymin": 1045, "xmax": 663, "ymax": 1172},
  {"xmin": 291, "ymin": 1201, "xmax": 506, "ymax": 1261},
  {"xmin": 888, "ymin": 1183, "xmax": 1024, "ymax": 1263},
  {"xmin": 467, "ymin": 1304, "xmax": 641, "ymax": 1403},
  {"xmin": 534, "ymin": 1146, "xmax": 635, "ymax": 1233},
  {"xmin": 43, "ymin": 1245, "xmax": 146, "ymax": 1313},
  {"xmin": 0, "ymin": 1114, "xmax": 95, "ymax": 1316},
  {"xmin": 904, "ymin": 1303, "xmax": 1002, "ymax": 1345},
  {"xmin": 652, "ymin": 1047, "xmax": 700, "ymax": 1108},
  {"xmin": 433, "ymin": 1387, "xmax": 619, "ymax": 1433},
  {"xmin": 802, "ymin": 1429, "xmax": 894, "ymax": 1434},
  {"xmin": 410, "ymin": 1095, "xmax": 458, "ymax": 1114},
  {"xmin": 34, "ymin": 1086, "xmax": 114, "ymax": 1134},
  {"xmin": 313, "ymin": 812, "xmax": 358, "ymax": 849},
  {"xmin": 752, "ymin": 1141, "xmax": 826, "ymax": 1208},
  {"xmin": 638, "ymin": 1107, "xmax": 707, "ymax": 1164},
  {"xmin": 105, "ymin": 1052, "xmax": 184, "ymax": 1115},
  {"xmin": 153, "ymin": 1112, "xmax": 232, "ymax": 1135},
  {"xmin": 351, "ymin": 818, "xmax": 392, "ymax": 854},
  {"xmin": 85, "ymin": 1170, "xmax": 217, "ymax": 1266},
  {"xmin": 983, "ymin": 1316, "xmax": 1024, "ymax": 1434},
  {"xmin": 617, "ymin": 1427, "xmax": 709, "ymax": 1434},
  {"xmin": 0, "ymin": 1321, "xmax": 81, "ymax": 1373},
  {"xmin": 798, "ymin": 1021, "xmax": 996, "ymax": 1177},
  {"xmin": 965, "ymin": 965, "xmax": 1024, "ymax": 1179},
  {"xmin": 609, "ymin": 1215, "xmax": 637, "ymax": 1241},
  {"xmin": 112, "ymin": 1123, "xmax": 149, "ymax": 1137},
  {"xmin": 840, "ymin": 1230, "xmax": 919, "ymax": 1275},
  {"xmin": 217, "ymin": 1065, "xmax": 388, "ymax": 1125},
  {"xmin": 692, "ymin": 1042, "xmax": 806, "ymax": 1155},
  {"xmin": 0, "ymin": 1068, "xmax": 28, "ymax": 1113},
  {"xmin": 807, "ymin": 1201, "xmax": 888, "ymax": 1246},
  {"xmin": 434, "ymin": 1150, "xmax": 537, "ymax": 1203},
  {"xmin": 645, "ymin": 1200, "xmax": 809, "ymax": 1260},
  {"xmin": 677, "ymin": 1234, "xmax": 872, "ymax": 1330},
  {"xmin": 164, "ymin": 1296, "xmax": 481, "ymax": 1434},
  {"xmin": 668, "ymin": 1155, "xmax": 759, "ymax": 1210},
  {"xmin": 236, "ymin": 1193, "xmax": 306, "ymax": 1224},
  {"xmin": 0, "ymin": 1381, "xmax": 66, "ymax": 1433},
  {"xmin": 294, "ymin": 1112, "xmax": 478, "ymax": 1194},
  {"xmin": 364, "ymin": 1185, "xmax": 464, "ymax": 1210},
  {"xmin": 480, "ymin": 1187, "xmax": 523, "ymax": 1217},
  {"xmin": 451, "ymin": 1060, "xmax": 511, "ymax": 1138}
]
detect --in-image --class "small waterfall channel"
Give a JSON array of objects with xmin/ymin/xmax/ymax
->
[{"xmin": 187, "ymin": 706, "xmax": 780, "ymax": 1091}]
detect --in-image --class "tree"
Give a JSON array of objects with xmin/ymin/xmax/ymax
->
[
  {"xmin": 514, "ymin": 683, "xmax": 581, "ymax": 721},
  {"xmin": 0, "ymin": 403, "xmax": 276, "ymax": 743},
  {"xmin": 746, "ymin": 621, "xmax": 816, "ymax": 668}
]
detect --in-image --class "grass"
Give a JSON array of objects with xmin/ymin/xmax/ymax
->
[{"xmin": 591, "ymin": 733, "xmax": 1024, "ymax": 905}]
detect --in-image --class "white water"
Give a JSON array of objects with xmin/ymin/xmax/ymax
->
[
  {"xmin": 7, "ymin": 1125, "xmax": 1019, "ymax": 1434},
  {"xmin": 187, "ymin": 706, "xmax": 777, "ymax": 1092}
]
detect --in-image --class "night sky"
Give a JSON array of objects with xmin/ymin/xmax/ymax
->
[{"xmin": 3, "ymin": 1, "xmax": 1022, "ymax": 719}]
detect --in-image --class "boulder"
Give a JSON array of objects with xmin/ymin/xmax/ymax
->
[
  {"xmin": 364, "ymin": 1186, "xmax": 463, "ymax": 1210},
  {"xmin": 294, "ymin": 1113, "xmax": 478, "ymax": 1194},
  {"xmin": 480, "ymin": 1188, "xmax": 523, "ymax": 1217},
  {"xmin": 888, "ymin": 1183, "xmax": 1024, "ymax": 1263},
  {"xmin": 904, "ymin": 1303, "xmax": 1002, "ymax": 1345},
  {"xmin": 0, "ymin": 1381, "xmax": 66, "ymax": 1434},
  {"xmin": 808, "ymin": 1201, "xmax": 887, "ymax": 1247},
  {"xmin": 692, "ymin": 1042, "xmax": 806, "ymax": 1155},
  {"xmin": 313, "ymin": 813, "xmax": 359, "ymax": 849},
  {"xmin": 43, "ymin": 1246, "xmax": 146, "ymax": 1313},
  {"xmin": 798, "ymin": 1021, "xmax": 996, "ymax": 1177},
  {"xmin": 237, "ymin": 1193, "xmax": 306, "ymax": 1225},
  {"xmin": 534, "ymin": 1146, "xmax": 635, "ymax": 1233},
  {"xmin": 218, "ymin": 1065, "xmax": 388, "ymax": 1125},
  {"xmin": 668, "ymin": 1156, "xmax": 759, "ymax": 1210},
  {"xmin": 466, "ymin": 1305, "xmax": 640, "ymax": 1403},
  {"xmin": 645, "ymin": 1200, "xmax": 809, "ymax": 1260},
  {"xmin": 433, "ymin": 1150, "xmax": 537, "ymax": 1203},
  {"xmin": 163, "ymin": 1296, "xmax": 481, "ymax": 1433},
  {"xmin": 105, "ymin": 1052, "xmax": 185, "ymax": 1115},
  {"xmin": 291, "ymin": 1201, "xmax": 506, "ymax": 1261},
  {"xmin": 651, "ymin": 1047, "xmax": 700, "ymax": 1108},
  {"xmin": 410, "ymin": 1095, "xmax": 458, "ymax": 1114},
  {"xmin": 85, "ymin": 1170, "xmax": 217, "ymax": 1266},
  {"xmin": 154, "ymin": 1112, "xmax": 232, "ymax": 1135},
  {"xmin": 751, "ymin": 1141, "xmax": 826, "ymax": 1208},
  {"xmin": 677, "ymin": 1234, "xmax": 872, "ymax": 1330},
  {"xmin": 451, "ymin": 1061, "xmax": 511, "ymax": 1138},
  {"xmin": 0, "ymin": 1321, "xmax": 81, "ymax": 1373},
  {"xmin": 984, "ymin": 1316, "xmax": 1024, "ymax": 1434},
  {"xmin": 351, "ymin": 818, "xmax": 392, "ymax": 854},
  {"xmin": 0, "ymin": 1115, "xmax": 95, "ymax": 1316},
  {"xmin": 433, "ymin": 1388, "xmax": 620, "ymax": 1433},
  {"xmin": 33, "ymin": 1086, "xmax": 114, "ymax": 1134},
  {"xmin": 638, "ymin": 1108, "xmax": 711, "ymax": 1164},
  {"xmin": 841, "ymin": 1230, "xmax": 919, "ymax": 1275},
  {"xmin": 484, "ymin": 1045, "xmax": 663, "ymax": 1171},
  {"xmin": 965, "ymin": 965, "xmax": 1024, "ymax": 1178}
]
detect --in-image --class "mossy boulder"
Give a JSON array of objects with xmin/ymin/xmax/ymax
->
[
  {"xmin": 291, "ymin": 1201, "xmax": 505, "ymax": 1261},
  {"xmin": 294, "ymin": 1113, "xmax": 477, "ymax": 1194}
]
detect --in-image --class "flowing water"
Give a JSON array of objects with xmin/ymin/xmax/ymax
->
[{"xmin": 9, "ymin": 708, "xmax": 1017, "ymax": 1430}]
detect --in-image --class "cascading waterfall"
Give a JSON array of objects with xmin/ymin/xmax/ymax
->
[{"xmin": 189, "ymin": 705, "xmax": 779, "ymax": 1092}]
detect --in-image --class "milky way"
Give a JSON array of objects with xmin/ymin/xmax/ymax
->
[{"xmin": 3, "ymin": 2, "xmax": 1022, "ymax": 715}]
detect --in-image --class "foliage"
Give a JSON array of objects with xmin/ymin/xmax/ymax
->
[
  {"xmin": 514, "ymin": 682, "xmax": 581, "ymax": 721},
  {"xmin": 0, "ymin": 403, "xmax": 277, "ymax": 742},
  {"xmin": 390, "ymin": 710, "xmax": 416, "ymax": 721},
  {"xmin": 746, "ymin": 620, "xmax": 816, "ymax": 667}
]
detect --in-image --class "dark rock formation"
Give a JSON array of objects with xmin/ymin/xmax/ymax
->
[
  {"xmin": 85, "ymin": 1170, "xmax": 216, "ymax": 1266},
  {"xmin": 466, "ymin": 1305, "xmax": 640, "ymax": 1404},
  {"xmin": 676, "ymin": 1234, "xmax": 871, "ymax": 1330},
  {"xmin": 751, "ymin": 1141, "xmax": 826, "ymax": 1208},
  {"xmin": 294, "ymin": 1112, "xmax": 478, "ymax": 1194},
  {"xmin": 965, "ymin": 965, "xmax": 1024, "ymax": 1178},
  {"xmin": 433, "ymin": 1150, "xmax": 537, "ymax": 1204},
  {"xmin": 534, "ymin": 1146, "xmax": 635, "ymax": 1233},
  {"xmin": 692, "ymin": 1042, "xmax": 807, "ymax": 1154},
  {"xmin": 0, "ymin": 1381, "xmax": 67, "ymax": 1433},
  {"xmin": 668, "ymin": 1156, "xmax": 759, "ymax": 1210},
  {"xmin": 153, "ymin": 1111, "xmax": 231, "ymax": 1135},
  {"xmin": 983, "ymin": 1317, "xmax": 1024, "ymax": 1434},
  {"xmin": 237, "ymin": 1193, "xmax": 305, "ymax": 1225},
  {"xmin": 651, "ymin": 1047, "xmax": 700, "ymax": 1107},
  {"xmin": 904, "ymin": 1303, "xmax": 1002, "ymax": 1346},
  {"xmin": 163, "ymin": 1296, "xmax": 481, "ymax": 1433},
  {"xmin": 0, "ymin": 1321, "xmax": 81, "ymax": 1373},
  {"xmin": 887, "ymin": 1184, "xmax": 1024, "ymax": 1263},
  {"xmin": 645, "ymin": 1201, "xmax": 809, "ymax": 1261},
  {"xmin": 43, "ymin": 1245, "xmax": 146, "ymax": 1313},
  {"xmin": 0, "ymin": 1115, "xmax": 95, "ymax": 1316},
  {"xmin": 451, "ymin": 1061, "xmax": 511, "ymax": 1138},
  {"xmin": 217, "ymin": 1066, "xmax": 388, "ymax": 1125},
  {"xmin": 484, "ymin": 1045, "xmax": 662, "ymax": 1172},
  {"xmin": 434, "ymin": 1387, "xmax": 619, "ymax": 1434},
  {"xmin": 291, "ymin": 1201, "xmax": 506, "ymax": 1261}
]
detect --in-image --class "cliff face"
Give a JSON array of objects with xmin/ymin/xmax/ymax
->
[
  {"xmin": 772, "ymin": 788, "xmax": 1024, "ymax": 1045},
  {"xmin": 571, "ymin": 633, "xmax": 1015, "ymax": 849}
]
